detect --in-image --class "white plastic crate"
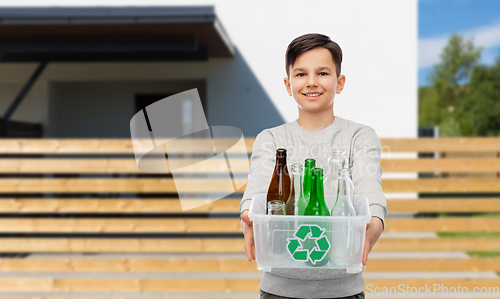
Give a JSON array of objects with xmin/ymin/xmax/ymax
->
[{"xmin": 248, "ymin": 194, "xmax": 371, "ymax": 273}]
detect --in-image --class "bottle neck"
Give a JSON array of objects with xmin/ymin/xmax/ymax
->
[
  {"xmin": 276, "ymin": 156, "xmax": 287, "ymax": 165},
  {"xmin": 315, "ymin": 172, "xmax": 324, "ymax": 198},
  {"xmin": 339, "ymin": 169, "xmax": 350, "ymax": 177},
  {"xmin": 275, "ymin": 157, "xmax": 287, "ymax": 174}
]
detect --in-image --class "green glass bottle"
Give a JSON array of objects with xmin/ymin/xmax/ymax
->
[
  {"xmin": 304, "ymin": 168, "xmax": 330, "ymax": 217},
  {"xmin": 304, "ymin": 168, "xmax": 330, "ymax": 267},
  {"xmin": 302, "ymin": 159, "xmax": 316, "ymax": 204}
]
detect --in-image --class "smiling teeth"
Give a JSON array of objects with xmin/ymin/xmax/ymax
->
[{"xmin": 306, "ymin": 93, "xmax": 321, "ymax": 96}]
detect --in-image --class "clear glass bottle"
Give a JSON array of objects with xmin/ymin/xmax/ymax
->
[
  {"xmin": 266, "ymin": 199, "xmax": 287, "ymax": 266},
  {"xmin": 285, "ymin": 164, "xmax": 307, "ymax": 216},
  {"xmin": 323, "ymin": 150, "xmax": 347, "ymax": 210},
  {"xmin": 268, "ymin": 200, "xmax": 285, "ymax": 215},
  {"xmin": 330, "ymin": 168, "xmax": 356, "ymax": 268},
  {"xmin": 331, "ymin": 168, "xmax": 356, "ymax": 216}
]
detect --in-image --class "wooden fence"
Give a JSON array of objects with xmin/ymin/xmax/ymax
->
[{"xmin": 0, "ymin": 138, "xmax": 499, "ymax": 298}]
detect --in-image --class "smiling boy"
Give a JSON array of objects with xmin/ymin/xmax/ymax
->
[{"xmin": 240, "ymin": 33, "xmax": 386, "ymax": 299}]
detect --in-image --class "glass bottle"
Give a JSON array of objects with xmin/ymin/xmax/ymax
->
[
  {"xmin": 302, "ymin": 159, "xmax": 316, "ymax": 205},
  {"xmin": 304, "ymin": 168, "xmax": 330, "ymax": 266},
  {"xmin": 323, "ymin": 150, "xmax": 347, "ymax": 210},
  {"xmin": 330, "ymin": 168, "xmax": 356, "ymax": 268},
  {"xmin": 332, "ymin": 168, "xmax": 356, "ymax": 216},
  {"xmin": 268, "ymin": 200, "xmax": 285, "ymax": 215},
  {"xmin": 267, "ymin": 200, "xmax": 287, "ymax": 266},
  {"xmin": 266, "ymin": 148, "xmax": 291, "ymax": 214},
  {"xmin": 285, "ymin": 164, "xmax": 307, "ymax": 216},
  {"xmin": 304, "ymin": 168, "xmax": 330, "ymax": 217}
]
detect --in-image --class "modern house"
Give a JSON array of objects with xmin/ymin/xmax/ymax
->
[{"xmin": 0, "ymin": 1, "xmax": 417, "ymax": 139}]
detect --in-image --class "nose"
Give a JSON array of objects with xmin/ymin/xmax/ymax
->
[{"xmin": 307, "ymin": 74, "xmax": 319, "ymax": 88}]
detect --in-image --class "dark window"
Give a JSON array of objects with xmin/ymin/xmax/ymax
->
[{"xmin": 135, "ymin": 94, "xmax": 173, "ymax": 114}]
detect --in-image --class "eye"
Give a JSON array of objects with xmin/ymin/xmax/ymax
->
[
  {"xmin": 296, "ymin": 73, "xmax": 305, "ymax": 77},
  {"xmin": 319, "ymin": 72, "xmax": 329, "ymax": 76}
]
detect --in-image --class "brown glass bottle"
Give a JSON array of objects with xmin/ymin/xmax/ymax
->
[{"xmin": 266, "ymin": 148, "xmax": 291, "ymax": 214}]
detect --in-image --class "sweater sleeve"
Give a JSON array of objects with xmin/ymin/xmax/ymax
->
[
  {"xmin": 350, "ymin": 126, "xmax": 387, "ymax": 229},
  {"xmin": 239, "ymin": 129, "xmax": 276, "ymax": 213}
]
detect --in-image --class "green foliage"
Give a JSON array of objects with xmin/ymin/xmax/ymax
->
[
  {"xmin": 418, "ymin": 34, "xmax": 500, "ymax": 136},
  {"xmin": 463, "ymin": 55, "xmax": 500, "ymax": 136},
  {"xmin": 437, "ymin": 232, "xmax": 500, "ymax": 238},
  {"xmin": 418, "ymin": 86, "xmax": 441, "ymax": 126},
  {"xmin": 467, "ymin": 251, "xmax": 500, "ymax": 258}
]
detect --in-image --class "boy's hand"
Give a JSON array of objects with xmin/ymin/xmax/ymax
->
[
  {"xmin": 362, "ymin": 216, "xmax": 384, "ymax": 266},
  {"xmin": 240, "ymin": 210, "xmax": 255, "ymax": 262}
]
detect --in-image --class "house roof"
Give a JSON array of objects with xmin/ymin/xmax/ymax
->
[{"xmin": 0, "ymin": 6, "xmax": 234, "ymax": 62}]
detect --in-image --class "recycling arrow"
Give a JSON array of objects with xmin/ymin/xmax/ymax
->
[
  {"xmin": 309, "ymin": 247, "xmax": 328, "ymax": 263},
  {"xmin": 286, "ymin": 224, "xmax": 331, "ymax": 265},
  {"xmin": 295, "ymin": 225, "xmax": 311, "ymax": 240}
]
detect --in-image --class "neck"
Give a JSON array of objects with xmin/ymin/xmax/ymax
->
[{"xmin": 297, "ymin": 108, "xmax": 335, "ymax": 133}]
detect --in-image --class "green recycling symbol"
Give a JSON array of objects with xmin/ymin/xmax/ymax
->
[{"xmin": 286, "ymin": 224, "xmax": 331, "ymax": 265}]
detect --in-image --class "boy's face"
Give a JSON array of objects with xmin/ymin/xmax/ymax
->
[{"xmin": 284, "ymin": 47, "xmax": 345, "ymax": 114}]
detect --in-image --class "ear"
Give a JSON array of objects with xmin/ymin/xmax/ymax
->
[
  {"xmin": 284, "ymin": 76, "xmax": 292, "ymax": 96},
  {"xmin": 336, "ymin": 75, "xmax": 346, "ymax": 94}
]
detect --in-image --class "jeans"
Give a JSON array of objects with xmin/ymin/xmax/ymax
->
[{"xmin": 259, "ymin": 290, "xmax": 365, "ymax": 299}]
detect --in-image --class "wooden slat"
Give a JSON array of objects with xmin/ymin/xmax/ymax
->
[
  {"xmin": 1, "ymin": 178, "xmax": 500, "ymax": 193},
  {"xmin": 1, "ymin": 198, "xmax": 498, "ymax": 214},
  {"xmin": 1, "ymin": 218, "xmax": 500, "ymax": 233},
  {"xmin": 0, "ymin": 219, "xmax": 241, "ymax": 233},
  {"xmin": 380, "ymin": 138, "xmax": 500, "ymax": 152},
  {"xmin": 0, "ymin": 139, "xmax": 254, "ymax": 154},
  {"xmin": 376, "ymin": 237, "xmax": 500, "ymax": 252},
  {"xmin": 382, "ymin": 178, "xmax": 500, "ymax": 192},
  {"xmin": 2, "ymin": 257, "xmax": 500, "ymax": 273},
  {"xmin": 0, "ymin": 257, "xmax": 258, "ymax": 273},
  {"xmin": 0, "ymin": 158, "xmax": 249, "ymax": 174},
  {"xmin": 381, "ymin": 158, "xmax": 500, "ymax": 173},
  {"xmin": 0, "ymin": 198, "xmax": 240, "ymax": 213},
  {"xmin": 0, "ymin": 277, "xmax": 496, "ymax": 293},
  {"xmin": 366, "ymin": 258, "xmax": 500, "ymax": 272},
  {"xmin": 0, "ymin": 178, "xmax": 246, "ymax": 193},
  {"xmin": 388, "ymin": 198, "xmax": 500, "ymax": 213},
  {"xmin": 385, "ymin": 218, "xmax": 500, "ymax": 233},
  {"xmin": 2, "ymin": 157, "xmax": 500, "ymax": 173},
  {"xmin": 0, "ymin": 298, "xmax": 253, "ymax": 299},
  {"xmin": 0, "ymin": 239, "xmax": 245, "ymax": 253},
  {"xmin": 0, "ymin": 277, "xmax": 259, "ymax": 292},
  {"xmin": 2, "ymin": 138, "xmax": 500, "ymax": 153},
  {"xmin": 0, "ymin": 298, "xmax": 252, "ymax": 299},
  {"xmin": 0, "ymin": 238, "xmax": 499, "ymax": 253}
]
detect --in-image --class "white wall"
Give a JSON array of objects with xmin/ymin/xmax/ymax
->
[{"xmin": 0, "ymin": 0, "xmax": 417, "ymax": 138}]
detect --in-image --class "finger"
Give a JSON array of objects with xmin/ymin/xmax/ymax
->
[
  {"xmin": 362, "ymin": 239, "xmax": 370, "ymax": 266},
  {"xmin": 244, "ymin": 239, "xmax": 253, "ymax": 262},
  {"xmin": 240, "ymin": 212, "xmax": 252, "ymax": 226}
]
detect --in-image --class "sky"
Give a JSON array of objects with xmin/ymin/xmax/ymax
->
[{"xmin": 419, "ymin": 0, "xmax": 500, "ymax": 86}]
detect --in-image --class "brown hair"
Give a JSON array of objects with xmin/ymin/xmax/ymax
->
[{"xmin": 285, "ymin": 33, "xmax": 343, "ymax": 78}]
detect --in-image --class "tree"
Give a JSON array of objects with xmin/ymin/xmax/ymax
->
[
  {"xmin": 419, "ymin": 34, "xmax": 483, "ymax": 136},
  {"xmin": 463, "ymin": 53, "xmax": 500, "ymax": 136}
]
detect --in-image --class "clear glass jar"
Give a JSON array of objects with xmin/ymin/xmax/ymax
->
[{"xmin": 267, "ymin": 200, "xmax": 285, "ymax": 215}]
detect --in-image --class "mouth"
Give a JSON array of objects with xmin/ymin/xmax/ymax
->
[{"xmin": 303, "ymin": 92, "xmax": 323, "ymax": 100}]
